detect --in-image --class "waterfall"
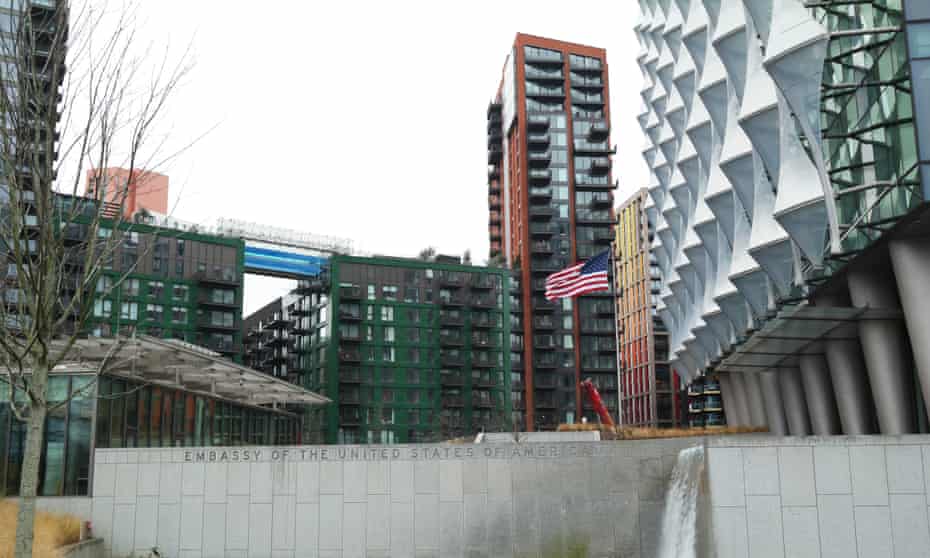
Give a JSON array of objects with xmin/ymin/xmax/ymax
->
[{"xmin": 657, "ymin": 446, "xmax": 705, "ymax": 558}]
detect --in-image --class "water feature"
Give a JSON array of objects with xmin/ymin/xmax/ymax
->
[{"xmin": 656, "ymin": 446, "xmax": 705, "ymax": 558}]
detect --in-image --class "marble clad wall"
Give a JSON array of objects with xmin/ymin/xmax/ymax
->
[
  {"xmin": 82, "ymin": 438, "xmax": 697, "ymax": 558},
  {"xmin": 705, "ymin": 435, "xmax": 930, "ymax": 558}
]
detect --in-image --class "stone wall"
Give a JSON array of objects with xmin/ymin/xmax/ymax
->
[
  {"xmin": 84, "ymin": 438, "xmax": 698, "ymax": 558},
  {"xmin": 705, "ymin": 435, "xmax": 930, "ymax": 558}
]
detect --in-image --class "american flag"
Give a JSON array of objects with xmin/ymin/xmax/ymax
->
[{"xmin": 545, "ymin": 250, "xmax": 611, "ymax": 300}]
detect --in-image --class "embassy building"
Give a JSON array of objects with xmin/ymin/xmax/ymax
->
[{"xmin": 635, "ymin": 0, "xmax": 930, "ymax": 435}]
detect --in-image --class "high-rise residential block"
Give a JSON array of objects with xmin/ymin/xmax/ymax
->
[
  {"xmin": 85, "ymin": 167, "xmax": 170, "ymax": 219},
  {"xmin": 295, "ymin": 255, "xmax": 512, "ymax": 444},
  {"xmin": 487, "ymin": 34, "xmax": 617, "ymax": 430},
  {"xmin": 613, "ymin": 188, "xmax": 681, "ymax": 427}
]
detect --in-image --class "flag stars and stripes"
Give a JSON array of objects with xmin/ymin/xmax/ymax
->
[{"xmin": 544, "ymin": 250, "xmax": 611, "ymax": 300}]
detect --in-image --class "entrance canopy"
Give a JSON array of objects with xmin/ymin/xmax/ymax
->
[
  {"xmin": 55, "ymin": 335, "xmax": 330, "ymax": 408},
  {"xmin": 715, "ymin": 303, "xmax": 902, "ymax": 373}
]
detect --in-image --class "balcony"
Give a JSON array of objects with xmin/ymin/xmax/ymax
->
[
  {"xmin": 488, "ymin": 144, "xmax": 503, "ymax": 164},
  {"xmin": 471, "ymin": 335, "xmax": 498, "ymax": 349},
  {"xmin": 527, "ymin": 114, "xmax": 551, "ymax": 129},
  {"xmin": 439, "ymin": 312, "xmax": 464, "ymax": 326},
  {"xmin": 589, "ymin": 158, "xmax": 610, "ymax": 175},
  {"xmin": 530, "ymin": 259, "xmax": 561, "ymax": 274},
  {"xmin": 487, "ymin": 101, "xmax": 502, "ymax": 119},
  {"xmin": 473, "ymin": 395, "xmax": 494, "ymax": 408},
  {"xmin": 534, "ymin": 337, "xmax": 557, "ymax": 349},
  {"xmin": 531, "ymin": 240, "xmax": 553, "ymax": 255},
  {"xmin": 338, "ymin": 309, "xmax": 361, "ymax": 321},
  {"xmin": 529, "ymin": 206, "xmax": 555, "ymax": 221},
  {"xmin": 535, "ymin": 374, "xmax": 559, "ymax": 389},
  {"xmin": 489, "ymin": 195, "xmax": 501, "ymax": 209},
  {"xmin": 472, "ymin": 275, "xmax": 496, "ymax": 290},
  {"xmin": 471, "ymin": 296, "xmax": 497, "ymax": 309},
  {"xmin": 533, "ymin": 316, "xmax": 556, "ymax": 330},
  {"xmin": 588, "ymin": 121, "xmax": 610, "ymax": 141},
  {"xmin": 439, "ymin": 332, "xmax": 464, "ymax": 347},
  {"xmin": 339, "ymin": 411, "xmax": 361, "ymax": 426},
  {"xmin": 593, "ymin": 229, "xmax": 614, "ymax": 244},
  {"xmin": 590, "ymin": 193, "xmax": 612, "ymax": 208},
  {"xmin": 488, "ymin": 166, "xmax": 500, "ymax": 181},
  {"xmin": 338, "ymin": 348, "xmax": 361, "ymax": 363},
  {"xmin": 472, "ymin": 355, "xmax": 497, "ymax": 368},
  {"xmin": 470, "ymin": 314, "xmax": 496, "ymax": 329},
  {"xmin": 440, "ymin": 372, "xmax": 465, "ymax": 386},
  {"xmin": 441, "ymin": 354, "xmax": 464, "ymax": 367},
  {"xmin": 527, "ymin": 133, "xmax": 550, "ymax": 147},
  {"xmin": 704, "ymin": 381, "xmax": 721, "ymax": 394},
  {"xmin": 570, "ymin": 58, "xmax": 602, "ymax": 72},
  {"xmin": 529, "ymin": 222, "xmax": 557, "ymax": 237},
  {"xmin": 529, "ymin": 187, "xmax": 552, "ymax": 203},
  {"xmin": 339, "ymin": 285, "xmax": 362, "ymax": 300},
  {"xmin": 526, "ymin": 86, "xmax": 564, "ymax": 98},
  {"xmin": 527, "ymin": 150, "xmax": 551, "ymax": 167},
  {"xmin": 589, "ymin": 302, "xmax": 614, "ymax": 315},
  {"xmin": 581, "ymin": 359, "xmax": 614, "ymax": 372},
  {"xmin": 340, "ymin": 392, "xmax": 361, "ymax": 405},
  {"xmin": 198, "ymin": 291, "xmax": 238, "ymax": 309},
  {"xmin": 197, "ymin": 316, "xmax": 238, "ymax": 332},
  {"xmin": 194, "ymin": 269, "xmax": 239, "ymax": 287},
  {"xmin": 532, "ymin": 298, "xmax": 557, "ymax": 312},
  {"xmin": 339, "ymin": 368, "xmax": 363, "ymax": 384},
  {"xmin": 440, "ymin": 294, "xmax": 468, "ymax": 307},
  {"xmin": 528, "ymin": 168, "xmax": 551, "ymax": 184},
  {"xmin": 574, "ymin": 140, "xmax": 616, "ymax": 155},
  {"xmin": 524, "ymin": 52, "xmax": 563, "ymax": 65},
  {"xmin": 534, "ymin": 395, "xmax": 558, "ymax": 408},
  {"xmin": 442, "ymin": 395, "xmax": 465, "ymax": 408}
]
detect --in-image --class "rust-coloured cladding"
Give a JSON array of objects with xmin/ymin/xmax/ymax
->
[
  {"xmin": 488, "ymin": 34, "xmax": 613, "ymax": 430},
  {"xmin": 86, "ymin": 167, "xmax": 170, "ymax": 220}
]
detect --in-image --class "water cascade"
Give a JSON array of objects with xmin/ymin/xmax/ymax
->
[{"xmin": 657, "ymin": 446, "xmax": 705, "ymax": 558}]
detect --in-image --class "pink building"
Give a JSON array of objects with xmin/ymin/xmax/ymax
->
[{"xmin": 85, "ymin": 167, "xmax": 169, "ymax": 219}]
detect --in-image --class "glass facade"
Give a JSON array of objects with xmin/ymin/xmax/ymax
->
[
  {"xmin": 817, "ymin": 2, "xmax": 925, "ymax": 260},
  {"xmin": 0, "ymin": 373, "xmax": 299, "ymax": 497}
]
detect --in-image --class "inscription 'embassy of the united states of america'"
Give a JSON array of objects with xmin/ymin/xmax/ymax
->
[{"xmin": 183, "ymin": 443, "xmax": 613, "ymax": 463}]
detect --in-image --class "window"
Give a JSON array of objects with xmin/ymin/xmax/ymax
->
[
  {"xmin": 93, "ymin": 299, "xmax": 112, "ymax": 318},
  {"xmin": 365, "ymin": 325, "xmax": 374, "ymax": 341},
  {"xmin": 408, "ymin": 327, "xmax": 419, "ymax": 342},
  {"xmin": 147, "ymin": 304, "xmax": 164, "ymax": 322},
  {"xmin": 175, "ymin": 260, "xmax": 184, "ymax": 276},
  {"xmin": 96, "ymin": 276, "xmax": 113, "ymax": 294},
  {"xmin": 173, "ymin": 285, "xmax": 188, "ymax": 301},
  {"xmin": 171, "ymin": 307, "xmax": 187, "ymax": 324},
  {"xmin": 384, "ymin": 326, "xmax": 395, "ymax": 343},
  {"xmin": 367, "ymin": 285, "xmax": 376, "ymax": 300},
  {"xmin": 149, "ymin": 281, "xmax": 164, "ymax": 299},
  {"xmin": 211, "ymin": 289, "xmax": 235, "ymax": 305},
  {"xmin": 404, "ymin": 286, "xmax": 419, "ymax": 303},
  {"xmin": 383, "ymin": 347, "xmax": 395, "ymax": 362},
  {"xmin": 123, "ymin": 279, "xmax": 140, "ymax": 297},
  {"xmin": 366, "ymin": 305, "xmax": 374, "ymax": 320},
  {"xmin": 119, "ymin": 302, "xmax": 139, "ymax": 321},
  {"xmin": 97, "ymin": 227, "xmax": 112, "ymax": 239},
  {"xmin": 176, "ymin": 239, "xmax": 185, "ymax": 256},
  {"xmin": 382, "ymin": 285, "xmax": 398, "ymax": 300},
  {"xmin": 381, "ymin": 306, "xmax": 394, "ymax": 322},
  {"xmin": 126, "ymin": 231, "xmax": 139, "ymax": 246}
]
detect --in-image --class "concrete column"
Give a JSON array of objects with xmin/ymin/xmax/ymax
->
[
  {"xmin": 778, "ymin": 367, "xmax": 812, "ymax": 436},
  {"xmin": 798, "ymin": 353, "xmax": 842, "ymax": 435},
  {"xmin": 823, "ymin": 338, "xmax": 876, "ymax": 434},
  {"xmin": 759, "ymin": 371, "xmax": 788, "ymax": 435},
  {"xmin": 848, "ymin": 268, "xmax": 917, "ymax": 434},
  {"xmin": 815, "ymin": 291, "xmax": 877, "ymax": 435},
  {"xmin": 889, "ymin": 238, "xmax": 930, "ymax": 424},
  {"xmin": 743, "ymin": 372, "xmax": 768, "ymax": 427},
  {"xmin": 719, "ymin": 374, "xmax": 739, "ymax": 426},
  {"xmin": 729, "ymin": 373, "xmax": 752, "ymax": 427}
]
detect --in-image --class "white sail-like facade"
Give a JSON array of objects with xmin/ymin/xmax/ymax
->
[{"xmin": 634, "ymin": 0, "xmax": 930, "ymax": 435}]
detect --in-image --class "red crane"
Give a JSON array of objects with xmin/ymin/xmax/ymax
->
[{"xmin": 580, "ymin": 378, "xmax": 615, "ymax": 427}]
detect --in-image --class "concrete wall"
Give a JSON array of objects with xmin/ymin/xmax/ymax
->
[
  {"xmin": 705, "ymin": 435, "xmax": 930, "ymax": 558},
  {"xmin": 84, "ymin": 439, "xmax": 697, "ymax": 558}
]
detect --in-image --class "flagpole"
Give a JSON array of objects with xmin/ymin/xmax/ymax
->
[{"xmin": 610, "ymin": 241, "xmax": 624, "ymax": 427}]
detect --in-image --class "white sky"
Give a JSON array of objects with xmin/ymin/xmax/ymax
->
[{"xmin": 121, "ymin": 1, "xmax": 649, "ymax": 314}]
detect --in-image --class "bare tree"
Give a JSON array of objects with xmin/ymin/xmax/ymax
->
[{"xmin": 0, "ymin": 2, "xmax": 190, "ymax": 556}]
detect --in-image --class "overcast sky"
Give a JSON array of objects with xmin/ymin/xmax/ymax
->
[{"xmin": 121, "ymin": 1, "xmax": 648, "ymax": 314}]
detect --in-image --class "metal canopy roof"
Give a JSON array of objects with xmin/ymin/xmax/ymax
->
[
  {"xmin": 53, "ymin": 335, "xmax": 330, "ymax": 408},
  {"xmin": 715, "ymin": 304, "xmax": 903, "ymax": 373}
]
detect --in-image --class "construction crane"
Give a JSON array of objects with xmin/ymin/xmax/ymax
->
[{"xmin": 580, "ymin": 378, "xmax": 615, "ymax": 427}]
